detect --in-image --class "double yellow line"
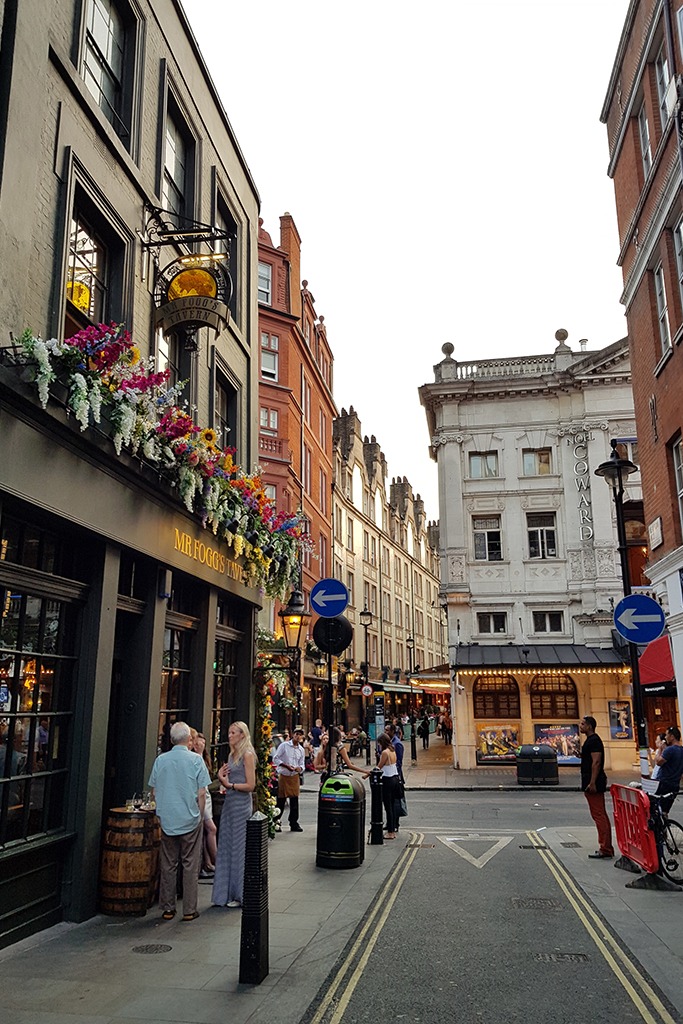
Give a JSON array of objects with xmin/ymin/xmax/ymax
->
[
  {"xmin": 528, "ymin": 831, "xmax": 677, "ymax": 1024},
  {"xmin": 309, "ymin": 832, "xmax": 424, "ymax": 1024}
]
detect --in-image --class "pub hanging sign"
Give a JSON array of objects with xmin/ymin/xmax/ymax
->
[{"xmin": 153, "ymin": 255, "xmax": 232, "ymax": 335}]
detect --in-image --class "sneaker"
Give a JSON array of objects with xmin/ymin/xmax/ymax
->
[
  {"xmin": 226, "ymin": 900, "xmax": 241, "ymax": 908},
  {"xmin": 199, "ymin": 868, "xmax": 214, "ymax": 879}
]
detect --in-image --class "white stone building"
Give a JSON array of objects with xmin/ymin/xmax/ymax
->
[{"xmin": 419, "ymin": 332, "xmax": 645, "ymax": 771}]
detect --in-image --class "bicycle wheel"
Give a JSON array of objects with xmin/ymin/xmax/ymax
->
[{"xmin": 660, "ymin": 819, "xmax": 683, "ymax": 885}]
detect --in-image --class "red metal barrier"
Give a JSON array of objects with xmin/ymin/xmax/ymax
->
[{"xmin": 611, "ymin": 784, "xmax": 659, "ymax": 874}]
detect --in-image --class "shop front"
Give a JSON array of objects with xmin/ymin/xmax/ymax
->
[
  {"xmin": 0, "ymin": 385, "xmax": 263, "ymax": 948},
  {"xmin": 450, "ymin": 646, "xmax": 631, "ymax": 771}
]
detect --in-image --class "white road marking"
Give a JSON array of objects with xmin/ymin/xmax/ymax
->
[{"xmin": 436, "ymin": 833, "xmax": 514, "ymax": 868}]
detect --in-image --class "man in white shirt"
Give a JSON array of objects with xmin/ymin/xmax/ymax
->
[{"xmin": 272, "ymin": 727, "xmax": 305, "ymax": 832}]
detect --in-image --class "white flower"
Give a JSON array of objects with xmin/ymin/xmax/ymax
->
[{"xmin": 69, "ymin": 373, "xmax": 90, "ymax": 430}]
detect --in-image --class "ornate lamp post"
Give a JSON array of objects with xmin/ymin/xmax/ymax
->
[
  {"xmin": 279, "ymin": 589, "xmax": 311, "ymax": 728},
  {"xmin": 594, "ymin": 440, "xmax": 649, "ymax": 775},
  {"xmin": 359, "ymin": 605, "xmax": 373, "ymax": 765},
  {"xmin": 406, "ymin": 633, "xmax": 417, "ymax": 765}
]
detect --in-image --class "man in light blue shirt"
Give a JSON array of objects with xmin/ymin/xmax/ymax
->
[{"xmin": 149, "ymin": 721, "xmax": 211, "ymax": 921}]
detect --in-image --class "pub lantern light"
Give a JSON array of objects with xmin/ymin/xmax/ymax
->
[
  {"xmin": 313, "ymin": 656, "xmax": 327, "ymax": 679},
  {"xmin": 279, "ymin": 589, "xmax": 310, "ymax": 653}
]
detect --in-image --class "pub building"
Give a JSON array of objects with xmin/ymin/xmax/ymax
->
[{"xmin": 0, "ymin": 0, "xmax": 288, "ymax": 948}]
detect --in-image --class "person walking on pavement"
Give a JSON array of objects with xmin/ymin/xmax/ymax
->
[
  {"xmin": 442, "ymin": 712, "xmax": 453, "ymax": 745},
  {"xmin": 212, "ymin": 721, "xmax": 256, "ymax": 909},
  {"xmin": 273, "ymin": 726, "xmax": 306, "ymax": 831},
  {"xmin": 418, "ymin": 713, "xmax": 430, "ymax": 750},
  {"xmin": 654, "ymin": 725, "xmax": 683, "ymax": 813},
  {"xmin": 148, "ymin": 721, "xmax": 211, "ymax": 922},
  {"xmin": 579, "ymin": 715, "xmax": 614, "ymax": 860}
]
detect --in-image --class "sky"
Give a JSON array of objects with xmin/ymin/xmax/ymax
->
[{"xmin": 181, "ymin": 0, "xmax": 631, "ymax": 518}]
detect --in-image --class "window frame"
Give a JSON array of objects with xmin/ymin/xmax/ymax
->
[
  {"xmin": 655, "ymin": 43, "xmax": 671, "ymax": 130},
  {"xmin": 654, "ymin": 262, "xmax": 672, "ymax": 354},
  {"xmin": 79, "ymin": 0, "xmax": 140, "ymax": 148},
  {"xmin": 260, "ymin": 332, "xmax": 279, "ymax": 382},
  {"xmin": 476, "ymin": 611, "xmax": 508, "ymax": 634},
  {"xmin": 468, "ymin": 451, "xmax": 499, "ymax": 479},
  {"xmin": 161, "ymin": 93, "xmax": 196, "ymax": 230},
  {"xmin": 532, "ymin": 610, "xmax": 564, "ymax": 634},
  {"xmin": 258, "ymin": 262, "xmax": 272, "ymax": 304},
  {"xmin": 472, "ymin": 515, "xmax": 502, "ymax": 562},
  {"xmin": 673, "ymin": 438, "xmax": 683, "ymax": 535},
  {"xmin": 638, "ymin": 101, "xmax": 652, "ymax": 177},
  {"xmin": 522, "ymin": 448, "xmax": 552, "ymax": 476},
  {"xmin": 527, "ymin": 513, "xmax": 557, "ymax": 560}
]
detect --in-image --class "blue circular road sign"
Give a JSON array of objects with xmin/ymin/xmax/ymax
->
[
  {"xmin": 310, "ymin": 578, "xmax": 349, "ymax": 618},
  {"xmin": 613, "ymin": 594, "xmax": 666, "ymax": 645}
]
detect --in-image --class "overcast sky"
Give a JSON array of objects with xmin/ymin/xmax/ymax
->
[{"xmin": 182, "ymin": 0, "xmax": 630, "ymax": 517}]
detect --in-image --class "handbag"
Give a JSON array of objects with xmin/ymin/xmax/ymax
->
[{"xmin": 395, "ymin": 781, "xmax": 407, "ymax": 818}]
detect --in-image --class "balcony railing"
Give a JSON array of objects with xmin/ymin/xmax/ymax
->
[
  {"xmin": 451, "ymin": 355, "xmax": 557, "ymax": 379},
  {"xmin": 259, "ymin": 435, "xmax": 291, "ymax": 461}
]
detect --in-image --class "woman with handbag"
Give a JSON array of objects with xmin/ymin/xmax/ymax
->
[{"xmin": 377, "ymin": 732, "xmax": 401, "ymax": 839}]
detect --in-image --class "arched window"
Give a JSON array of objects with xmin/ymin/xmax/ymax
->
[
  {"xmin": 473, "ymin": 675, "xmax": 520, "ymax": 719},
  {"xmin": 530, "ymin": 675, "xmax": 578, "ymax": 719}
]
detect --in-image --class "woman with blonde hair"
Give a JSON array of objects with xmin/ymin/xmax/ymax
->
[{"xmin": 211, "ymin": 721, "xmax": 256, "ymax": 909}]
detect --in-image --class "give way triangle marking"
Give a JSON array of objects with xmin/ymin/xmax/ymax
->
[{"xmin": 436, "ymin": 833, "xmax": 514, "ymax": 868}]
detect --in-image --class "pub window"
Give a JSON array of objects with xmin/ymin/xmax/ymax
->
[
  {"xmin": 473, "ymin": 675, "xmax": 521, "ymax": 719},
  {"xmin": 0, "ymin": 513, "xmax": 78, "ymax": 846},
  {"xmin": 530, "ymin": 675, "xmax": 578, "ymax": 719},
  {"xmin": 161, "ymin": 98, "xmax": 195, "ymax": 230},
  {"xmin": 212, "ymin": 637, "xmax": 237, "ymax": 768},
  {"xmin": 65, "ymin": 209, "xmax": 108, "ymax": 337},
  {"xmin": 214, "ymin": 194, "xmax": 239, "ymax": 321},
  {"xmin": 155, "ymin": 329, "xmax": 181, "ymax": 388},
  {"xmin": 80, "ymin": 0, "xmax": 139, "ymax": 144},
  {"xmin": 215, "ymin": 372, "xmax": 238, "ymax": 454},
  {"xmin": 158, "ymin": 627, "xmax": 192, "ymax": 752}
]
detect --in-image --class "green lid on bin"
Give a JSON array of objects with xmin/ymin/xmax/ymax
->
[{"xmin": 321, "ymin": 776, "xmax": 356, "ymax": 797}]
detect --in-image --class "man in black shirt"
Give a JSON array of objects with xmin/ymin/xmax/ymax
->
[{"xmin": 579, "ymin": 715, "xmax": 614, "ymax": 859}]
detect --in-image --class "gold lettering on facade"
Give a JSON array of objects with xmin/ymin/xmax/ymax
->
[{"xmin": 173, "ymin": 529, "xmax": 233, "ymax": 581}]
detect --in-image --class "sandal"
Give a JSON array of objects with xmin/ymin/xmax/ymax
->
[
  {"xmin": 182, "ymin": 911, "xmax": 200, "ymax": 921},
  {"xmin": 161, "ymin": 910, "xmax": 176, "ymax": 920}
]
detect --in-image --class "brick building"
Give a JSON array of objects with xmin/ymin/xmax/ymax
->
[
  {"xmin": 602, "ymin": 0, "xmax": 683, "ymax": 721},
  {"xmin": 0, "ymin": 0, "xmax": 277, "ymax": 946}
]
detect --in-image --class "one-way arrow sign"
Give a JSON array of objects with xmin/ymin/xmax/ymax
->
[
  {"xmin": 310, "ymin": 578, "xmax": 349, "ymax": 618},
  {"xmin": 613, "ymin": 594, "xmax": 666, "ymax": 645}
]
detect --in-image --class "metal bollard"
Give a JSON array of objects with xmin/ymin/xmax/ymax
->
[
  {"xmin": 368, "ymin": 768, "xmax": 384, "ymax": 845},
  {"xmin": 239, "ymin": 811, "xmax": 269, "ymax": 985}
]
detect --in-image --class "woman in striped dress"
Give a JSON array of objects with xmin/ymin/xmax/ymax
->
[{"xmin": 211, "ymin": 722, "xmax": 256, "ymax": 909}]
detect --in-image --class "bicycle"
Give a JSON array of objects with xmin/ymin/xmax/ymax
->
[{"xmin": 647, "ymin": 790, "xmax": 683, "ymax": 884}]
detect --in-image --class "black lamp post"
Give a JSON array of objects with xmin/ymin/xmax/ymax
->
[
  {"xmin": 279, "ymin": 589, "xmax": 311, "ymax": 729},
  {"xmin": 359, "ymin": 605, "xmax": 373, "ymax": 765},
  {"xmin": 406, "ymin": 633, "xmax": 417, "ymax": 765},
  {"xmin": 594, "ymin": 440, "xmax": 649, "ymax": 776}
]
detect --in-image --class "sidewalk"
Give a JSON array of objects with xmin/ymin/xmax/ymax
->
[{"xmin": 397, "ymin": 738, "xmax": 639, "ymax": 790}]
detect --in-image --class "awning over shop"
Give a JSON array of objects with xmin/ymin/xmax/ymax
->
[
  {"xmin": 639, "ymin": 635, "xmax": 675, "ymax": 685},
  {"xmin": 381, "ymin": 682, "xmax": 415, "ymax": 694}
]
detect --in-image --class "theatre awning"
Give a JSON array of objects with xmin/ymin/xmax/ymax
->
[{"xmin": 639, "ymin": 635, "xmax": 675, "ymax": 685}]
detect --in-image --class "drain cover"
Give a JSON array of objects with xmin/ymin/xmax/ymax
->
[
  {"xmin": 534, "ymin": 952, "xmax": 589, "ymax": 963},
  {"xmin": 132, "ymin": 944, "xmax": 173, "ymax": 954},
  {"xmin": 519, "ymin": 844, "xmax": 548, "ymax": 850},
  {"xmin": 561, "ymin": 842, "xmax": 580, "ymax": 848},
  {"xmin": 512, "ymin": 897, "xmax": 563, "ymax": 910}
]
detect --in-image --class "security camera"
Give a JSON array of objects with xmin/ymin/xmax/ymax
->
[{"xmin": 456, "ymin": 682, "xmax": 465, "ymax": 694}]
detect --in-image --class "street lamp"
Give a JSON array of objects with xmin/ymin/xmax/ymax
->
[
  {"xmin": 594, "ymin": 440, "xmax": 649, "ymax": 776},
  {"xmin": 359, "ymin": 605, "xmax": 373, "ymax": 765},
  {"xmin": 406, "ymin": 633, "xmax": 417, "ymax": 765},
  {"xmin": 279, "ymin": 589, "xmax": 311, "ymax": 728}
]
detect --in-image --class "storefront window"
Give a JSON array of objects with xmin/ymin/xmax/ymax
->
[
  {"xmin": 530, "ymin": 675, "xmax": 578, "ymax": 718},
  {"xmin": 0, "ymin": 591, "xmax": 76, "ymax": 846},
  {"xmin": 472, "ymin": 675, "xmax": 520, "ymax": 718},
  {"xmin": 212, "ymin": 637, "xmax": 238, "ymax": 767},
  {"xmin": 158, "ymin": 628, "xmax": 192, "ymax": 752}
]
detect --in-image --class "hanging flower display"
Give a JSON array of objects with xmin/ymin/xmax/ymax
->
[
  {"xmin": 253, "ymin": 667, "xmax": 279, "ymax": 838},
  {"xmin": 18, "ymin": 324, "xmax": 311, "ymax": 597}
]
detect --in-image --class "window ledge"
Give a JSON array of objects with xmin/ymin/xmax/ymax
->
[{"xmin": 654, "ymin": 344, "xmax": 674, "ymax": 377}]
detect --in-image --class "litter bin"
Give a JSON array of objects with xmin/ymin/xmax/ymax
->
[
  {"xmin": 516, "ymin": 744, "xmax": 559, "ymax": 786},
  {"xmin": 316, "ymin": 772, "xmax": 366, "ymax": 868}
]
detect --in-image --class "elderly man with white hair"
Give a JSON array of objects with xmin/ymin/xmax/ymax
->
[{"xmin": 148, "ymin": 721, "xmax": 211, "ymax": 921}]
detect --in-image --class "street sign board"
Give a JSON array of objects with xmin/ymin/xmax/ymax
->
[
  {"xmin": 312, "ymin": 614, "xmax": 353, "ymax": 655},
  {"xmin": 310, "ymin": 578, "xmax": 349, "ymax": 618},
  {"xmin": 361, "ymin": 683, "xmax": 373, "ymax": 697},
  {"xmin": 613, "ymin": 594, "xmax": 666, "ymax": 645}
]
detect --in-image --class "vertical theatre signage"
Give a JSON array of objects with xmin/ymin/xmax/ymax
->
[{"xmin": 569, "ymin": 432, "xmax": 594, "ymax": 541}]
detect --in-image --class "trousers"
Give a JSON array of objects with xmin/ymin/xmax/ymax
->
[
  {"xmin": 584, "ymin": 790, "xmax": 614, "ymax": 855},
  {"xmin": 158, "ymin": 822, "xmax": 203, "ymax": 915}
]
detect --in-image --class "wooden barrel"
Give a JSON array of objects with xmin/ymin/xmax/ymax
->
[
  {"xmin": 100, "ymin": 809, "xmax": 155, "ymax": 916},
  {"xmin": 147, "ymin": 814, "xmax": 161, "ymax": 907}
]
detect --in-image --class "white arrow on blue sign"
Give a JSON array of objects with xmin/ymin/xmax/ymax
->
[
  {"xmin": 310, "ymin": 578, "xmax": 349, "ymax": 618},
  {"xmin": 613, "ymin": 594, "xmax": 666, "ymax": 645}
]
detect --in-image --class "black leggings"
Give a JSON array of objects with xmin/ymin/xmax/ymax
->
[{"xmin": 382, "ymin": 774, "xmax": 401, "ymax": 833}]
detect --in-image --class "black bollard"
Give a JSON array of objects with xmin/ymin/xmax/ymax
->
[
  {"xmin": 239, "ymin": 811, "xmax": 269, "ymax": 985},
  {"xmin": 369, "ymin": 768, "xmax": 384, "ymax": 845}
]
